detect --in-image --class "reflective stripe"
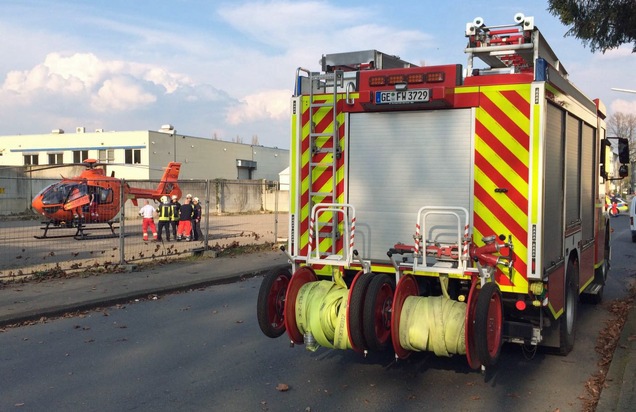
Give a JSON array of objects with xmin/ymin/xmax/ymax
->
[{"xmin": 473, "ymin": 85, "xmax": 530, "ymax": 293}]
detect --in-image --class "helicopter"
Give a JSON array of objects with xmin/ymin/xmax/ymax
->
[{"xmin": 31, "ymin": 159, "xmax": 182, "ymax": 238}]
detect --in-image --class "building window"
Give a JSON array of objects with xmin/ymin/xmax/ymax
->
[
  {"xmin": 24, "ymin": 154, "xmax": 39, "ymax": 165},
  {"xmin": 98, "ymin": 149, "xmax": 114, "ymax": 163},
  {"xmin": 125, "ymin": 149, "xmax": 141, "ymax": 164},
  {"xmin": 73, "ymin": 150, "xmax": 89, "ymax": 163},
  {"xmin": 48, "ymin": 153, "xmax": 63, "ymax": 165}
]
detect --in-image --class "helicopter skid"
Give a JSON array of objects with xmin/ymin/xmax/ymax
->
[{"xmin": 35, "ymin": 220, "xmax": 120, "ymax": 240}]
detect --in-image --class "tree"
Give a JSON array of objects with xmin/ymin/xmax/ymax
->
[
  {"xmin": 547, "ymin": 0, "xmax": 636, "ymax": 52},
  {"xmin": 607, "ymin": 111, "xmax": 636, "ymax": 158},
  {"xmin": 607, "ymin": 111, "xmax": 636, "ymax": 194}
]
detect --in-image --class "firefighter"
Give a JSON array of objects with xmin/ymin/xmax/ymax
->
[
  {"xmin": 192, "ymin": 196, "xmax": 203, "ymax": 241},
  {"xmin": 170, "ymin": 195, "xmax": 181, "ymax": 239},
  {"xmin": 177, "ymin": 196, "xmax": 194, "ymax": 241},
  {"xmin": 138, "ymin": 199, "xmax": 158, "ymax": 241},
  {"xmin": 157, "ymin": 196, "xmax": 173, "ymax": 242}
]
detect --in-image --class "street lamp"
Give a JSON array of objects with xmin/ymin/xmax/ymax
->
[{"xmin": 611, "ymin": 88, "xmax": 636, "ymax": 94}]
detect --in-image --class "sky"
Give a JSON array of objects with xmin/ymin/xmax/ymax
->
[{"xmin": 1, "ymin": 0, "xmax": 634, "ymax": 149}]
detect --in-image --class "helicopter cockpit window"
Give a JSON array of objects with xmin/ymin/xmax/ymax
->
[
  {"xmin": 67, "ymin": 183, "xmax": 88, "ymax": 202},
  {"xmin": 41, "ymin": 182, "xmax": 74, "ymax": 205},
  {"xmin": 101, "ymin": 188, "xmax": 113, "ymax": 203},
  {"xmin": 92, "ymin": 187, "xmax": 113, "ymax": 204}
]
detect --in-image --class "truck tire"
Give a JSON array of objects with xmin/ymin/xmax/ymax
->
[
  {"xmin": 559, "ymin": 258, "xmax": 579, "ymax": 355},
  {"xmin": 257, "ymin": 267, "xmax": 292, "ymax": 338},
  {"xmin": 363, "ymin": 274, "xmax": 395, "ymax": 352},
  {"xmin": 474, "ymin": 282, "xmax": 503, "ymax": 367},
  {"xmin": 348, "ymin": 272, "xmax": 374, "ymax": 351}
]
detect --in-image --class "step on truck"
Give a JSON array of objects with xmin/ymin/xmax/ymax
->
[{"xmin": 257, "ymin": 13, "xmax": 630, "ymax": 369}]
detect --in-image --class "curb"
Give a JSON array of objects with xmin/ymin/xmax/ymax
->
[{"xmin": 0, "ymin": 264, "xmax": 288, "ymax": 327}]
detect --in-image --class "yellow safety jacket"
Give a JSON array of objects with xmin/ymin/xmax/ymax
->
[{"xmin": 158, "ymin": 204, "xmax": 173, "ymax": 221}]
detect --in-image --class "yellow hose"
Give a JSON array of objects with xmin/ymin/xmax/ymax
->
[
  {"xmin": 295, "ymin": 280, "xmax": 352, "ymax": 351},
  {"xmin": 292, "ymin": 270, "xmax": 466, "ymax": 356},
  {"xmin": 399, "ymin": 295, "xmax": 466, "ymax": 357}
]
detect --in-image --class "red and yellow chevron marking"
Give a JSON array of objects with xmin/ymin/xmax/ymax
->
[
  {"xmin": 298, "ymin": 94, "xmax": 346, "ymax": 264},
  {"xmin": 473, "ymin": 85, "xmax": 531, "ymax": 293}
]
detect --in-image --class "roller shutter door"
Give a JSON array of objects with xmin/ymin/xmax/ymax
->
[{"xmin": 348, "ymin": 109, "xmax": 474, "ymax": 261}]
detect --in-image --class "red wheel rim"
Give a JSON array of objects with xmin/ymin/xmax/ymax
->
[
  {"xmin": 347, "ymin": 270, "xmax": 366, "ymax": 353},
  {"xmin": 267, "ymin": 274, "xmax": 290, "ymax": 329},
  {"xmin": 484, "ymin": 286, "xmax": 503, "ymax": 360},
  {"xmin": 465, "ymin": 278, "xmax": 479, "ymax": 369},
  {"xmin": 391, "ymin": 275, "xmax": 419, "ymax": 359},
  {"xmin": 372, "ymin": 281, "xmax": 393, "ymax": 346},
  {"xmin": 284, "ymin": 266, "xmax": 317, "ymax": 344}
]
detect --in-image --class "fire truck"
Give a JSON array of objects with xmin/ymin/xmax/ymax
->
[{"xmin": 257, "ymin": 13, "xmax": 630, "ymax": 368}]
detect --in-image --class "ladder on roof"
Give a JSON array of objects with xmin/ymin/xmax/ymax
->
[
  {"xmin": 464, "ymin": 13, "xmax": 567, "ymax": 78},
  {"xmin": 306, "ymin": 70, "xmax": 344, "ymax": 257}
]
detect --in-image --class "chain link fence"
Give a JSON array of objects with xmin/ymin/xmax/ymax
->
[{"xmin": 0, "ymin": 175, "xmax": 288, "ymax": 281}]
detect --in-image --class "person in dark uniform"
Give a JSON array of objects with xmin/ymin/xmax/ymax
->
[
  {"xmin": 157, "ymin": 196, "xmax": 173, "ymax": 242},
  {"xmin": 177, "ymin": 196, "xmax": 194, "ymax": 241},
  {"xmin": 170, "ymin": 195, "xmax": 181, "ymax": 239},
  {"xmin": 192, "ymin": 196, "xmax": 203, "ymax": 241}
]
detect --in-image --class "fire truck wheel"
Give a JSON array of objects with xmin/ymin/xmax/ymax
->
[
  {"xmin": 284, "ymin": 266, "xmax": 318, "ymax": 344},
  {"xmin": 257, "ymin": 267, "xmax": 292, "ymax": 338},
  {"xmin": 391, "ymin": 275, "xmax": 419, "ymax": 359},
  {"xmin": 363, "ymin": 274, "xmax": 396, "ymax": 352},
  {"xmin": 474, "ymin": 282, "xmax": 503, "ymax": 367},
  {"xmin": 347, "ymin": 272, "xmax": 375, "ymax": 352},
  {"xmin": 559, "ymin": 258, "xmax": 579, "ymax": 355}
]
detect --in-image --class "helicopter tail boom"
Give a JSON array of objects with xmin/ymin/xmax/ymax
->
[{"xmin": 127, "ymin": 162, "xmax": 182, "ymax": 205}]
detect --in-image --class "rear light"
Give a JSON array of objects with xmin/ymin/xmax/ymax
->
[
  {"xmin": 368, "ymin": 71, "xmax": 447, "ymax": 87},
  {"xmin": 387, "ymin": 74, "xmax": 405, "ymax": 85},
  {"xmin": 406, "ymin": 73, "xmax": 425, "ymax": 84},
  {"xmin": 426, "ymin": 72, "xmax": 445, "ymax": 82},
  {"xmin": 369, "ymin": 76, "xmax": 386, "ymax": 86}
]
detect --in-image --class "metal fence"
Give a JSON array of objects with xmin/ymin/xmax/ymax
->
[{"xmin": 0, "ymin": 176, "xmax": 288, "ymax": 281}]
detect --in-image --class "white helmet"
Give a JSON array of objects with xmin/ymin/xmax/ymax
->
[{"xmin": 160, "ymin": 196, "xmax": 168, "ymax": 203}]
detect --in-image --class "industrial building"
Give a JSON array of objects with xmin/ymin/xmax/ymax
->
[{"xmin": 0, "ymin": 125, "xmax": 289, "ymax": 181}]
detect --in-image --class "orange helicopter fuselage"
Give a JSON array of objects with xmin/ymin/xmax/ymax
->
[{"xmin": 31, "ymin": 161, "xmax": 182, "ymax": 224}]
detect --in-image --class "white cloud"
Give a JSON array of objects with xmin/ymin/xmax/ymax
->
[
  {"xmin": 219, "ymin": 1, "xmax": 371, "ymax": 48},
  {"xmin": 226, "ymin": 89, "xmax": 291, "ymax": 125},
  {"xmin": 610, "ymin": 99, "xmax": 636, "ymax": 114},
  {"xmin": 0, "ymin": 52, "xmax": 197, "ymax": 112},
  {"xmin": 91, "ymin": 76, "xmax": 157, "ymax": 111},
  {"xmin": 0, "ymin": 49, "xmax": 247, "ymax": 141}
]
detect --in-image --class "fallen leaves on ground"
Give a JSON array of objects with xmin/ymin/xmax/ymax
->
[
  {"xmin": 580, "ymin": 284, "xmax": 635, "ymax": 411},
  {"xmin": 276, "ymin": 383, "xmax": 289, "ymax": 392}
]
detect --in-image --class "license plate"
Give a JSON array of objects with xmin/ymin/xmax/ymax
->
[{"xmin": 376, "ymin": 89, "xmax": 431, "ymax": 104}]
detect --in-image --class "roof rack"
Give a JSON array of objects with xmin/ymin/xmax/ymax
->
[{"xmin": 464, "ymin": 13, "xmax": 567, "ymax": 78}]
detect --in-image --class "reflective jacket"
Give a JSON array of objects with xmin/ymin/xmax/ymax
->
[
  {"xmin": 170, "ymin": 201, "xmax": 181, "ymax": 221},
  {"xmin": 158, "ymin": 203, "xmax": 173, "ymax": 221}
]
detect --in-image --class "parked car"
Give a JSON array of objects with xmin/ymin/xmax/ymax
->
[{"xmin": 630, "ymin": 197, "xmax": 636, "ymax": 242}]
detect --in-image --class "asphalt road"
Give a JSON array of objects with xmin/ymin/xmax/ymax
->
[{"xmin": 0, "ymin": 216, "xmax": 634, "ymax": 411}]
